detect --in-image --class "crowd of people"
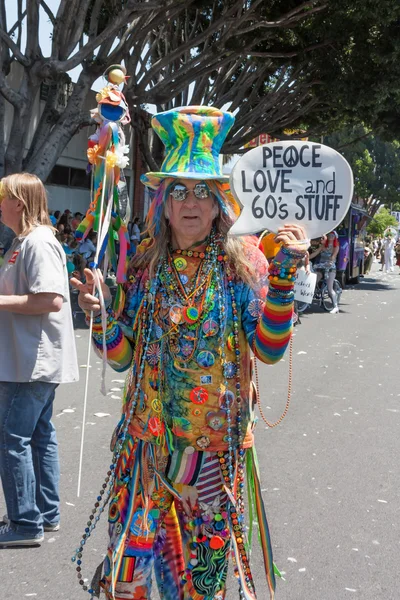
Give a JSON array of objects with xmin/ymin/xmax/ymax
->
[
  {"xmin": 367, "ymin": 233, "xmax": 400, "ymax": 274},
  {"xmin": 47, "ymin": 210, "xmax": 143, "ymax": 284}
]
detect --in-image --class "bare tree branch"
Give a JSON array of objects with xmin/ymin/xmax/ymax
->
[
  {"xmin": 88, "ymin": 0, "xmax": 104, "ymax": 39},
  {"xmin": 40, "ymin": 0, "xmax": 56, "ymax": 26},
  {"xmin": 52, "ymin": 3, "xmax": 157, "ymax": 72},
  {"xmin": 0, "ymin": 71, "xmax": 23, "ymax": 106},
  {"xmin": 0, "ymin": 28, "xmax": 30, "ymax": 66},
  {"xmin": 239, "ymin": 1, "xmax": 328, "ymax": 33},
  {"xmin": 26, "ymin": 0, "xmax": 42, "ymax": 59},
  {"xmin": 7, "ymin": 9, "xmax": 27, "ymax": 39},
  {"xmin": 137, "ymin": 1, "xmax": 240, "ymax": 91}
]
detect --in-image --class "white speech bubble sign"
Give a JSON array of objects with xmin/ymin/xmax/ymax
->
[{"xmin": 229, "ymin": 141, "xmax": 354, "ymax": 238}]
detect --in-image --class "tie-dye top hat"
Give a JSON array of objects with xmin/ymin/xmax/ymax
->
[{"xmin": 140, "ymin": 106, "xmax": 235, "ymax": 189}]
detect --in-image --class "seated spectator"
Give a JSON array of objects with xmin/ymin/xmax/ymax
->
[
  {"xmin": 57, "ymin": 209, "xmax": 72, "ymax": 229},
  {"xmin": 49, "ymin": 211, "xmax": 57, "ymax": 226},
  {"xmin": 128, "ymin": 216, "xmax": 141, "ymax": 253},
  {"xmin": 71, "ymin": 212, "xmax": 83, "ymax": 231},
  {"xmin": 0, "ymin": 221, "xmax": 15, "ymax": 253},
  {"xmin": 78, "ymin": 231, "xmax": 97, "ymax": 260},
  {"xmin": 71, "ymin": 253, "xmax": 87, "ymax": 284}
]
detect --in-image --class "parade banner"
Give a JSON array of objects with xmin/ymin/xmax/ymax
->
[{"xmin": 229, "ymin": 141, "xmax": 354, "ymax": 238}]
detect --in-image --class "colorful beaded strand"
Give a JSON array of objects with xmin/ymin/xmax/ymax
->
[{"xmin": 71, "ymin": 265, "xmax": 162, "ymax": 597}]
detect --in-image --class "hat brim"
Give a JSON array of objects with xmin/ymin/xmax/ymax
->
[
  {"xmin": 104, "ymin": 64, "xmax": 127, "ymax": 77},
  {"xmin": 141, "ymin": 171, "xmax": 229, "ymax": 190}
]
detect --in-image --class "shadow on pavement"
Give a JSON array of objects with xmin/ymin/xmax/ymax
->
[{"xmin": 346, "ymin": 277, "xmax": 396, "ymax": 292}]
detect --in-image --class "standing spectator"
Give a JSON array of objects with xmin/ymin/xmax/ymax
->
[
  {"xmin": 363, "ymin": 237, "xmax": 374, "ymax": 275},
  {"xmin": 310, "ymin": 231, "xmax": 340, "ymax": 313},
  {"xmin": 0, "ymin": 173, "xmax": 78, "ymax": 547},
  {"xmin": 383, "ymin": 233, "xmax": 395, "ymax": 272},
  {"xmin": 49, "ymin": 211, "xmax": 57, "ymax": 226},
  {"xmin": 395, "ymin": 239, "xmax": 400, "ymax": 273},
  {"xmin": 376, "ymin": 236, "xmax": 383, "ymax": 261},
  {"xmin": 128, "ymin": 216, "xmax": 141, "ymax": 253}
]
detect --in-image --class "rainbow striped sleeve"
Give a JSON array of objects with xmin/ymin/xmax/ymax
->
[
  {"xmin": 253, "ymin": 278, "xmax": 294, "ymax": 365},
  {"xmin": 91, "ymin": 309, "xmax": 133, "ymax": 372}
]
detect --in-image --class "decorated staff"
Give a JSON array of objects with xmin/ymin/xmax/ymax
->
[
  {"xmin": 76, "ymin": 64, "xmax": 132, "ymax": 316},
  {"xmin": 71, "ymin": 106, "xmax": 309, "ymax": 600},
  {"xmin": 73, "ymin": 65, "xmax": 132, "ymax": 497}
]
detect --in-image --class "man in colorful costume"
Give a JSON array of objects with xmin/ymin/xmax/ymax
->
[{"xmin": 72, "ymin": 106, "xmax": 308, "ymax": 600}]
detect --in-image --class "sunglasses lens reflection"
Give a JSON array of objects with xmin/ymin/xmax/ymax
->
[
  {"xmin": 193, "ymin": 184, "xmax": 210, "ymax": 199},
  {"xmin": 170, "ymin": 183, "xmax": 210, "ymax": 201},
  {"xmin": 170, "ymin": 184, "xmax": 187, "ymax": 201}
]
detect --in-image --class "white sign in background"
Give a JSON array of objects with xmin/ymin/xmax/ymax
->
[
  {"xmin": 294, "ymin": 270, "xmax": 317, "ymax": 304},
  {"xmin": 229, "ymin": 141, "xmax": 354, "ymax": 239}
]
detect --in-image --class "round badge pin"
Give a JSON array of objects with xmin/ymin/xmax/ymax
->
[
  {"xmin": 223, "ymin": 362, "xmax": 237, "ymax": 379},
  {"xmin": 197, "ymin": 350, "xmax": 215, "ymax": 369},
  {"xmin": 226, "ymin": 332, "xmax": 235, "ymax": 351},
  {"xmin": 202, "ymin": 319, "xmax": 219, "ymax": 337},
  {"xmin": 190, "ymin": 386, "xmax": 208, "ymax": 405},
  {"xmin": 151, "ymin": 398, "xmax": 162, "ymax": 413},
  {"xmin": 174, "ymin": 256, "xmax": 187, "ymax": 272},
  {"xmin": 196, "ymin": 435, "xmax": 211, "ymax": 449},
  {"xmin": 182, "ymin": 306, "xmax": 199, "ymax": 323}
]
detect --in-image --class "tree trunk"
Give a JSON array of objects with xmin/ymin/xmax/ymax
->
[
  {"xmin": 25, "ymin": 71, "xmax": 93, "ymax": 180},
  {"xmin": 0, "ymin": 93, "xmax": 5, "ymax": 178},
  {"xmin": 4, "ymin": 69, "xmax": 40, "ymax": 175}
]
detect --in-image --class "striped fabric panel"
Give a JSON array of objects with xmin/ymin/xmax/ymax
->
[
  {"xmin": 117, "ymin": 556, "xmax": 136, "ymax": 583},
  {"xmin": 166, "ymin": 450, "xmax": 205, "ymax": 486},
  {"xmin": 196, "ymin": 454, "xmax": 224, "ymax": 505}
]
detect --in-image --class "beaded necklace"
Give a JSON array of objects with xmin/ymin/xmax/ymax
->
[{"xmin": 71, "ymin": 264, "xmax": 161, "ymax": 597}]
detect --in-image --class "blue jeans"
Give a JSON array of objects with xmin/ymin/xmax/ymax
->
[{"xmin": 0, "ymin": 381, "xmax": 60, "ymax": 536}]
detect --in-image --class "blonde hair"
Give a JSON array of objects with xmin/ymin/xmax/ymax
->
[
  {"xmin": 132, "ymin": 179, "xmax": 258, "ymax": 288},
  {"xmin": 0, "ymin": 173, "xmax": 53, "ymax": 235}
]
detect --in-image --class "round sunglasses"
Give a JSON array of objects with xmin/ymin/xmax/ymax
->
[{"xmin": 170, "ymin": 182, "xmax": 211, "ymax": 202}]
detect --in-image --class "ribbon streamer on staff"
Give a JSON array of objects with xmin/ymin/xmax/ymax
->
[{"xmin": 76, "ymin": 64, "xmax": 132, "ymax": 497}]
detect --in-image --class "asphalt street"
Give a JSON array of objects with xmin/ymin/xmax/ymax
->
[{"xmin": 1, "ymin": 261, "xmax": 399, "ymax": 600}]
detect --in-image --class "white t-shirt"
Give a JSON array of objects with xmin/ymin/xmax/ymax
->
[{"xmin": 0, "ymin": 226, "xmax": 79, "ymax": 383}]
